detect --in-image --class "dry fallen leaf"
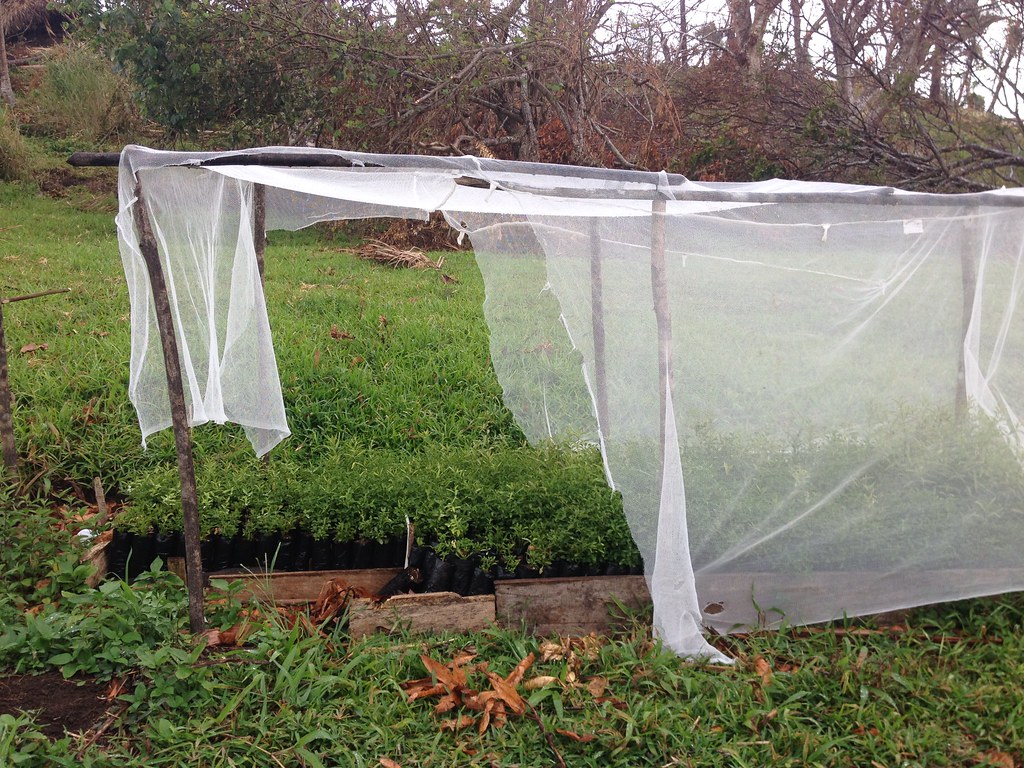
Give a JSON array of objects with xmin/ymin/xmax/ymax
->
[
  {"xmin": 486, "ymin": 671, "xmax": 526, "ymax": 716},
  {"xmin": 505, "ymin": 652, "xmax": 535, "ymax": 687},
  {"xmin": 753, "ymin": 655, "xmax": 773, "ymax": 687},
  {"xmin": 19, "ymin": 342, "xmax": 48, "ymax": 354},
  {"xmin": 556, "ymin": 728, "xmax": 596, "ymax": 743},
  {"xmin": 433, "ymin": 694, "xmax": 460, "ymax": 715},
  {"xmin": 524, "ymin": 675, "xmax": 559, "ymax": 691},
  {"xmin": 106, "ymin": 677, "xmax": 128, "ymax": 700},
  {"xmin": 440, "ymin": 715, "xmax": 474, "ymax": 732},
  {"xmin": 586, "ymin": 676, "xmax": 609, "ymax": 698},
  {"xmin": 378, "ymin": 758, "xmax": 403, "ymax": 768},
  {"xmin": 404, "ymin": 682, "xmax": 448, "ymax": 702},
  {"xmin": 979, "ymin": 750, "xmax": 1015, "ymax": 768}
]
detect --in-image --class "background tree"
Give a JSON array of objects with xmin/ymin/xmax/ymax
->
[{"xmin": 68, "ymin": 0, "xmax": 1024, "ymax": 191}]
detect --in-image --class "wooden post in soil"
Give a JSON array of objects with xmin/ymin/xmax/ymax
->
[
  {"xmin": 253, "ymin": 183, "xmax": 267, "ymax": 285},
  {"xmin": 132, "ymin": 181, "xmax": 206, "ymax": 635},
  {"xmin": 0, "ymin": 289, "xmax": 71, "ymax": 480},
  {"xmin": 650, "ymin": 197, "xmax": 672, "ymax": 490},
  {"xmin": 253, "ymin": 183, "xmax": 271, "ymax": 469},
  {"xmin": 589, "ymin": 221, "xmax": 610, "ymax": 438},
  {"xmin": 956, "ymin": 213, "xmax": 979, "ymax": 422}
]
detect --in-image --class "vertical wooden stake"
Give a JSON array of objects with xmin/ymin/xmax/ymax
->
[
  {"xmin": 589, "ymin": 221, "xmax": 610, "ymax": 439},
  {"xmin": 0, "ymin": 301, "xmax": 17, "ymax": 479},
  {"xmin": 253, "ymin": 183, "xmax": 267, "ymax": 285},
  {"xmin": 956, "ymin": 214, "xmax": 978, "ymax": 422},
  {"xmin": 650, "ymin": 197, "xmax": 672, "ymax": 490},
  {"xmin": 132, "ymin": 181, "xmax": 206, "ymax": 635},
  {"xmin": 253, "ymin": 182, "xmax": 272, "ymax": 468}
]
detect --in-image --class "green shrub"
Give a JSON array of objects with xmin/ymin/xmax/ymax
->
[
  {"xmin": 121, "ymin": 445, "xmax": 637, "ymax": 571},
  {"xmin": 22, "ymin": 42, "xmax": 136, "ymax": 142}
]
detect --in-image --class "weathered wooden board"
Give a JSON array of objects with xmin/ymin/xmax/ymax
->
[
  {"xmin": 349, "ymin": 592, "xmax": 495, "ymax": 638},
  {"xmin": 82, "ymin": 530, "xmax": 113, "ymax": 588},
  {"xmin": 495, "ymin": 575, "xmax": 651, "ymax": 636},
  {"xmin": 208, "ymin": 567, "xmax": 404, "ymax": 605}
]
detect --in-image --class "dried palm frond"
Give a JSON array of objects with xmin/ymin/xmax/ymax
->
[
  {"xmin": 1, "ymin": 0, "xmax": 50, "ymax": 32},
  {"xmin": 346, "ymin": 238, "xmax": 445, "ymax": 270}
]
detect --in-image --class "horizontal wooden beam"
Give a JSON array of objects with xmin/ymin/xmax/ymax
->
[
  {"xmin": 208, "ymin": 567, "xmax": 404, "ymax": 604},
  {"xmin": 349, "ymin": 592, "xmax": 495, "ymax": 638},
  {"xmin": 495, "ymin": 576, "xmax": 651, "ymax": 636}
]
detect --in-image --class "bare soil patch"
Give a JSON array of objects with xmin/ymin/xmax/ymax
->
[{"xmin": 0, "ymin": 670, "xmax": 112, "ymax": 738}]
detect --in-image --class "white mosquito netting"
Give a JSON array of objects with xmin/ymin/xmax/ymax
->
[{"xmin": 116, "ymin": 145, "xmax": 1024, "ymax": 661}]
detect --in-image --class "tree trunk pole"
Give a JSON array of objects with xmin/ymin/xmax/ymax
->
[
  {"xmin": 589, "ymin": 221, "xmax": 610, "ymax": 439},
  {"xmin": 650, "ymin": 197, "xmax": 672, "ymax": 488},
  {"xmin": 0, "ymin": 301, "xmax": 18, "ymax": 478},
  {"xmin": 253, "ymin": 183, "xmax": 267, "ymax": 285},
  {"xmin": 956, "ymin": 215, "xmax": 978, "ymax": 421},
  {"xmin": 132, "ymin": 180, "xmax": 206, "ymax": 634}
]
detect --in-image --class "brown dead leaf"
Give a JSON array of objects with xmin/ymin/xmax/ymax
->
[
  {"xmin": 524, "ymin": 675, "xmax": 559, "ymax": 691},
  {"xmin": 556, "ymin": 728, "xmax": 596, "ymax": 743},
  {"xmin": 19, "ymin": 342, "xmax": 48, "ymax": 354},
  {"xmin": 434, "ymin": 694, "xmax": 460, "ymax": 715},
  {"xmin": 478, "ymin": 699, "xmax": 506, "ymax": 734},
  {"xmin": 441, "ymin": 715, "xmax": 475, "ymax": 732},
  {"xmin": 486, "ymin": 671, "xmax": 526, "ymax": 716},
  {"xmin": 586, "ymin": 676, "xmax": 609, "ymax": 698},
  {"xmin": 505, "ymin": 652, "xmax": 535, "ymax": 687},
  {"xmin": 462, "ymin": 689, "xmax": 498, "ymax": 712},
  {"xmin": 421, "ymin": 654, "xmax": 465, "ymax": 690},
  {"xmin": 405, "ymin": 682, "xmax": 448, "ymax": 702},
  {"xmin": 106, "ymin": 677, "xmax": 128, "ymax": 700},
  {"xmin": 378, "ymin": 758, "xmax": 402, "ymax": 768},
  {"xmin": 452, "ymin": 651, "xmax": 477, "ymax": 668},
  {"xmin": 539, "ymin": 638, "xmax": 571, "ymax": 662},
  {"xmin": 330, "ymin": 325, "xmax": 354, "ymax": 340},
  {"xmin": 978, "ymin": 751, "xmax": 1015, "ymax": 768},
  {"xmin": 753, "ymin": 655, "xmax": 773, "ymax": 687}
]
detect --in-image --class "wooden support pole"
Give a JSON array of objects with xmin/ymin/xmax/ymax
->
[
  {"xmin": 650, "ymin": 197, "xmax": 672, "ymax": 490},
  {"xmin": 132, "ymin": 181, "xmax": 206, "ymax": 634},
  {"xmin": 0, "ymin": 302, "xmax": 17, "ymax": 478},
  {"xmin": 253, "ymin": 183, "xmax": 267, "ymax": 284},
  {"xmin": 589, "ymin": 221, "xmax": 610, "ymax": 439},
  {"xmin": 957, "ymin": 215, "xmax": 979, "ymax": 421}
]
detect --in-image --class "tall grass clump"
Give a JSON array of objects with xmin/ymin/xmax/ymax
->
[
  {"xmin": 23, "ymin": 42, "xmax": 136, "ymax": 142},
  {"xmin": 0, "ymin": 107, "xmax": 29, "ymax": 180}
]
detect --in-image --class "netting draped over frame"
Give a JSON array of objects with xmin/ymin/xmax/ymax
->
[{"xmin": 117, "ymin": 145, "xmax": 1024, "ymax": 661}]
